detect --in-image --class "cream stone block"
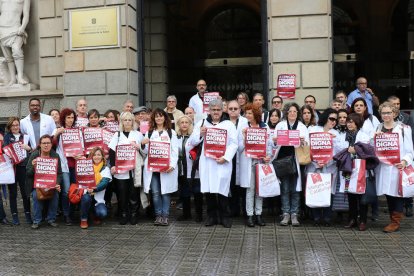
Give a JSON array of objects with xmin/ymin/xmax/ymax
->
[
  {"xmin": 63, "ymin": 10, "xmax": 69, "ymax": 30},
  {"xmin": 150, "ymin": 1, "xmax": 166, "ymax": 17},
  {"xmin": 121, "ymin": 26, "xmax": 127, "ymax": 47},
  {"xmin": 151, "ymin": 83, "xmax": 167, "ymax": 101},
  {"xmin": 40, "ymin": 57, "xmax": 64, "ymax": 77},
  {"xmin": 150, "ymin": 18, "xmax": 166, "ymax": 34},
  {"xmin": 40, "ymin": 77, "xmax": 57, "ymax": 91},
  {"xmin": 107, "ymin": 70, "xmax": 128, "ymax": 94},
  {"xmin": 42, "ymin": 98, "xmax": 62, "ymax": 114},
  {"xmin": 64, "ymin": 51, "xmax": 84, "ymax": 72},
  {"xmin": 150, "ymin": 34, "xmax": 166, "ymax": 50},
  {"xmin": 56, "ymin": 0, "xmax": 63, "ymax": 17},
  {"xmin": 151, "ymin": 67, "xmax": 167, "ymax": 83},
  {"xmin": 39, "ymin": 38, "xmax": 56, "ymax": 57},
  {"xmin": 127, "ymin": 0, "xmax": 136, "ymax": 10},
  {"xmin": 106, "ymin": 0, "xmax": 126, "ymax": 5},
  {"xmin": 129, "ymin": 70, "xmax": 138, "ymax": 95},
  {"xmin": 270, "ymin": 0, "xmax": 329, "ymax": 16},
  {"xmin": 273, "ymin": 63, "xmax": 301, "ymax": 88},
  {"xmin": 120, "ymin": 5, "xmax": 126, "ymax": 26},
  {"xmin": 271, "ymin": 17, "xmax": 299, "ymax": 40},
  {"xmin": 57, "ymin": 77, "xmax": 63, "ymax": 90},
  {"xmin": 300, "ymin": 16, "xmax": 330, "ymax": 38},
  {"xmin": 150, "ymin": 51, "xmax": 166, "ymax": 67},
  {"xmin": 272, "ymin": 39, "xmax": 330, "ymax": 62},
  {"xmin": 39, "ymin": 18, "xmax": 63, "ymax": 37},
  {"xmin": 127, "ymin": 5, "xmax": 137, "ymax": 30},
  {"xmin": 84, "ymin": 48, "xmax": 127, "ymax": 71},
  {"xmin": 128, "ymin": 27, "xmax": 137, "ymax": 50},
  {"xmin": 128, "ymin": 49, "xmax": 138, "ymax": 71},
  {"xmin": 302, "ymin": 62, "xmax": 330, "ymax": 88},
  {"xmin": 64, "ymin": 72, "xmax": 106, "ymax": 96},
  {"xmin": 39, "ymin": 0, "xmax": 55, "ymax": 18},
  {"xmin": 63, "ymin": 0, "xmax": 105, "ymax": 9},
  {"xmin": 56, "ymin": 37, "xmax": 64, "ymax": 56},
  {"xmin": 0, "ymin": 102, "xmax": 19, "ymax": 117},
  {"xmin": 84, "ymin": 95, "xmax": 130, "ymax": 112},
  {"xmin": 63, "ymin": 31, "xmax": 69, "ymax": 51}
]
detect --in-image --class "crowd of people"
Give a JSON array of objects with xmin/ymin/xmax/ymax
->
[{"xmin": 0, "ymin": 77, "xmax": 413, "ymax": 233}]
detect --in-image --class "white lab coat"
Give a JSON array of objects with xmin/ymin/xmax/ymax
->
[
  {"xmin": 142, "ymin": 129, "xmax": 179, "ymax": 195},
  {"xmin": 272, "ymin": 120, "xmax": 309, "ymax": 192},
  {"xmin": 238, "ymin": 122, "xmax": 273, "ymax": 188},
  {"xmin": 188, "ymin": 119, "xmax": 238, "ymax": 196},
  {"xmin": 234, "ymin": 116, "xmax": 248, "ymax": 186},
  {"xmin": 20, "ymin": 113, "xmax": 56, "ymax": 148},
  {"xmin": 361, "ymin": 115, "xmax": 380, "ymax": 139},
  {"xmin": 375, "ymin": 123, "xmax": 414, "ymax": 197},
  {"xmin": 108, "ymin": 130, "xmax": 143, "ymax": 180}
]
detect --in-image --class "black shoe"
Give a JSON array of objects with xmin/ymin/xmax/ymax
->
[
  {"xmin": 406, "ymin": 206, "xmax": 413, "ymax": 217},
  {"xmin": 205, "ymin": 216, "xmax": 217, "ymax": 226},
  {"xmin": 313, "ymin": 219, "xmax": 321, "ymax": 226},
  {"xmin": 255, "ymin": 215, "xmax": 266, "ymax": 226},
  {"xmin": 195, "ymin": 214, "xmax": 203, "ymax": 223},
  {"xmin": 119, "ymin": 214, "xmax": 128, "ymax": 225},
  {"xmin": 0, "ymin": 218, "xmax": 12, "ymax": 226},
  {"xmin": 222, "ymin": 217, "xmax": 232, "ymax": 228},
  {"xmin": 323, "ymin": 221, "xmax": 331, "ymax": 227},
  {"xmin": 64, "ymin": 216, "xmax": 72, "ymax": 226},
  {"xmin": 130, "ymin": 215, "xmax": 138, "ymax": 225},
  {"xmin": 246, "ymin": 216, "xmax": 255, "ymax": 227}
]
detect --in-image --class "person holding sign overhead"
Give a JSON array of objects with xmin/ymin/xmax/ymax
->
[
  {"xmin": 141, "ymin": 108, "xmax": 178, "ymax": 226},
  {"xmin": 26, "ymin": 135, "xmax": 62, "ymax": 229},
  {"xmin": 374, "ymin": 102, "xmax": 414, "ymax": 233},
  {"xmin": 272, "ymin": 103, "xmax": 309, "ymax": 226},
  {"xmin": 109, "ymin": 112, "xmax": 143, "ymax": 225},
  {"xmin": 238, "ymin": 103, "xmax": 272, "ymax": 227},
  {"xmin": 188, "ymin": 99, "xmax": 238, "ymax": 228}
]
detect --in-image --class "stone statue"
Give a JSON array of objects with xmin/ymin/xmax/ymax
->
[{"xmin": 0, "ymin": 0, "xmax": 30, "ymax": 86}]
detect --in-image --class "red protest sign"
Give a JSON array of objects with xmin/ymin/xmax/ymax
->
[
  {"xmin": 3, "ymin": 142, "xmax": 27, "ymax": 164},
  {"xmin": 34, "ymin": 157, "xmax": 58, "ymax": 189},
  {"xmin": 310, "ymin": 132, "xmax": 333, "ymax": 164},
  {"xmin": 83, "ymin": 127, "xmax": 104, "ymax": 155},
  {"xmin": 203, "ymin": 92, "xmax": 220, "ymax": 113},
  {"xmin": 277, "ymin": 74, "xmax": 296, "ymax": 99},
  {"xmin": 276, "ymin": 130, "xmax": 300, "ymax": 146},
  {"xmin": 61, "ymin": 128, "xmax": 84, "ymax": 157},
  {"xmin": 245, "ymin": 127, "xmax": 267, "ymax": 158},
  {"xmin": 115, "ymin": 144, "xmax": 136, "ymax": 173},
  {"xmin": 139, "ymin": 121, "xmax": 149, "ymax": 134},
  {"xmin": 75, "ymin": 117, "xmax": 89, "ymax": 128},
  {"xmin": 147, "ymin": 141, "xmax": 171, "ymax": 172},
  {"xmin": 375, "ymin": 132, "xmax": 400, "ymax": 165},
  {"xmin": 204, "ymin": 128, "xmax": 227, "ymax": 158},
  {"xmin": 75, "ymin": 159, "xmax": 96, "ymax": 189},
  {"xmin": 102, "ymin": 129, "xmax": 114, "ymax": 155},
  {"xmin": 104, "ymin": 121, "xmax": 119, "ymax": 133}
]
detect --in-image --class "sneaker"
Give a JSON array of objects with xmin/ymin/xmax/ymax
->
[
  {"xmin": 31, "ymin": 223, "xmax": 39, "ymax": 229},
  {"xmin": 280, "ymin": 213, "xmax": 290, "ymax": 226},
  {"xmin": 12, "ymin": 213, "xmax": 20, "ymax": 226},
  {"xmin": 80, "ymin": 219, "xmax": 88, "ymax": 229},
  {"xmin": 291, "ymin": 213, "xmax": 300, "ymax": 226},
  {"xmin": 48, "ymin": 221, "xmax": 58, "ymax": 227},
  {"xmin": 154, "ymin": 216, "xmax": 163, "ymax": 226},
  {"xmin": 161, "ymin": 216, "xmax": 169, "ymax": 226}
]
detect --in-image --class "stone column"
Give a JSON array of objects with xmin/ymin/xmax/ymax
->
[
  {"xmin": 61, "ymin": 0, "xmax": 139, "ymax": 113},
  {"xmin": 268, "ymin": 0, "xmax": 332, "ymax": 109}
]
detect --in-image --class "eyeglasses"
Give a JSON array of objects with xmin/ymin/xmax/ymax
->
[
  {"xmin": 328, "ymin": 117, "xmax": 337, "ymax": 122},
  {"xmin": 167, "ymin": 100, "xmax": 176, "ymax": 103},
  {"xmin": 357, "ymin": 82, "xmax": 367, "ymax": 85},
  {"xmin": 228, "ymin": 107, "xmax": 239, "ymax": 111},
  {"xmin": 381, "ymin": 112, "xmax": 393, "ymax": 115},
  {"xmin": 210, "ymin": 109, "xmax": 222, "ymax": 112}
]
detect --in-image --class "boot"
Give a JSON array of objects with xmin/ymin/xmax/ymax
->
[
  {"xmin": 255, "ymin": 215, "xmax": 265, "ymax": 226},
  {"xmin": 383, "ymin": 212, "xmax": 403, "ymax": 233},
  {"xmin": 194, "ymin": 193, "xmax": 203, "ymax": 222},
  {"xmin": 25, "ymin": 212, "xmax": 33, "ymax": 224},
  {"xmin": 177, "ymin": 197, "xmax": 192, "ymax": 221},
  {"xmin": 119, "ymin": 213, "xmax": 128, "ymax": 225},
  {"xmin": 12, "ymin": 213, "xmax": 20, "ymax": 226},
  {"xmin": 246, "ymin": 216, "xmax": 255, "ymax": 227}
]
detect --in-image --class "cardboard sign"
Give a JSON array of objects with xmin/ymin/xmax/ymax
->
[
  {"xmin": 276, "ymin": 130, "xmax": 300, "ymax": 146},
  {"xmin": 375, "ymin": 132, "xmax": 400, "ymax": 165},
  {"xmin": 115, "ymin": 144, "xmax": 136, "ymax": 173},
  {"xmin": 139, "ymin": 121, "xmax": 149, "ymax": 134},
  {"xmin": 75, "ymin": 117, "xmax": 89, "ymax": 128},
  {"xmin": 203, "ymin": 92, "xmax": 220, "ymax": 113},
  {"xmin": 204, "ymin": 128, "xmax": 227, "ymax": 158},
  {"xmin": 83, "ymin": 127, "xmax": 104, "ymax": 155},
  {"xmin": 277, "ymin": 74, "xmax": 296, "ymax": 99},
  {"xmin": 34, "ymin": 157, "xmax": 58, "ymax": 189},
  {"xmin": 104, "ymin": 121, "xmax": 119, "ymax": 133},
  {"xmin": 3, "ymin": 142, "xmax": 27, "ymax": 164},
  {"xmin": 147, "ymin": 141, "xmax": 171, "ymax": 172},
  {"xmin": 76, "ymin": 159, "xmax": 96, "ymax": 189},
  {"xmin": 245, "ymin": 127, "xmax": 267, "ymax": 159},
  {"xmin": 61, "ymin": 128, "xmax": 84, "ymax": 157},
  {"xmin": 310, "ymin": 132, "xmax": 333, "ymax": 164}
]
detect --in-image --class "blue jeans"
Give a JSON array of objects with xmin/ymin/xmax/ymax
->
[
  {"xmin": 0, "ymin": 188, "xmax": 7, "ymax": 219},
  {"xmin": 61, "ymin": 172, "xmax": 71, "ymax": 216},
  {"xmin": 32, "ymin": 189, "xmax": 59, "ymax": 224},
  {"xmin": 150, "ymin": 173, "xmax": 171, "ymax": 216},
  {"xmin": 80, "ymin": 193, "xmax": 107, "ymax": 220},
  {"xmin": 280, "ymin": 175, "xmax": 300, "ymax": 214}
]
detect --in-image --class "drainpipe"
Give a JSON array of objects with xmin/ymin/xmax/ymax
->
[
  {"xmin": 261, "ymin": 0, "xmax": 269, "ymax": 104},
  {"xmin": 137, "ymin": 0, "xmax": 146, "ymax": 105}
]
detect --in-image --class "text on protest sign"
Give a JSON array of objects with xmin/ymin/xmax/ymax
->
[
  {"xmin": 309, "ymin": 132, "xmax": 333, "ymax": 164},
  {"xmin": 61, "ymin": 128, "xmax": 84, "ymax": 157},
  {"xmin": 276, "ymin": 130, "xmax": 300, "ymax": 146},
  {"xmin": 277, "ymin": 74, "xmax": 296, "ymax": 99},
  {"xmin": 148, "ymin": 141, "xmax": 171, "ymax": 172},
  {"xmin": 375, "ymin": 132, "xmax": 400, "ymax": 165},
  {"xmin": 104, "ymin": 121, "xmax": 119, "ymax": 133},
  {"xmin": 83, "ymin": 127, "xmax": 104, "ymax": 155},
  {"xmin": 245, "ymin": 127, "xmax": 267, "ymax": 158},
  {"xmin": 203, "ymin": 92, "xmax": 220, "ymax": 113},
  {"xmin": 75, "ymin": 117, "xmax": 89, "ymax": 128},
  {"xmin": 34, "ymin": 157, "xmax": 58, "ymax": 189},
  {"xmin": 76, "ymin": 159, "xmax": 96, "ymax": 189},
  {"xmin": 204, "ymin": 128, "xmax": 227, "ymax": 158},
  {"xmin": 115, "ymin": 144, "xmax": 136, "ymax": 173},
  {"xmin": 3, "ymin": 142, "xmax": 26, "ymax": 164}
]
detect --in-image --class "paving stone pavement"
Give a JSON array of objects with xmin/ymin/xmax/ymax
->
[{"xmin": 1, "ymin": 206, "xmax": 414, "ymax": 275}]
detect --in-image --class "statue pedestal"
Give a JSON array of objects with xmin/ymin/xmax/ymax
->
[{"xmin": 0, "ymin": 83, "xmax": 38, "ymax": 93}]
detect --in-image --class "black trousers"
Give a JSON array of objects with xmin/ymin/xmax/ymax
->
[
  {"xmin": 347, "ymin": 193, "xmax": 368, "ymax": 223},
  {"xmin": 206, "ymin": 193, "xmax": 230, "ymax": 220},
  {"xmin": 117, "ymin": 178, "xmax": 139, "ymax": 216}
]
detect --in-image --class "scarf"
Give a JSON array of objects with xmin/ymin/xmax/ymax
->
[
  {"xmin": 345, "ymin": 130, "xmax": 358, "ymax": 147},
  {"xmin": 93, "ymin": 162, "xmax": 104, "ymax": 186}
]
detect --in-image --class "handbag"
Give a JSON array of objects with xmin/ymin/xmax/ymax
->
[
  {"xmin": 36, "ymin": 188, "xmax": 54, "ymax": 201},
  {"xmin": 361, "ymin": 171, "xmax": 377, "ymax": 204},
  {"xmin": 272, "ymin": 155, "xmax": 298, "ymax": 178},
  {"xmin": 295, "ymin": 145, "xmax": 311, "ymax": 165},
  {"xmin": 68, "ymin": 184, "xmax": 84, "ymax": 204}
]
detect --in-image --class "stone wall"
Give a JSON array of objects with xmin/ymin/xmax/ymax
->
[{"xmin": 268, "ymin": 0, "xmax": 332, "ymax": 110}]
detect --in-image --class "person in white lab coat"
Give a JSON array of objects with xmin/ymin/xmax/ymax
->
[{"xmin": 188, "ymin": 99, "xmax": 238, "ymax": 228}]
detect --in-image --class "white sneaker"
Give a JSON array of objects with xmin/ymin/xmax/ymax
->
[
  {"xmin": 280, "ymin": 213, "xmax": 290, "ymax": 226},
  {"xmin": 291, "ymin": 213, "xmax": 300, "ymax": 226}
]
